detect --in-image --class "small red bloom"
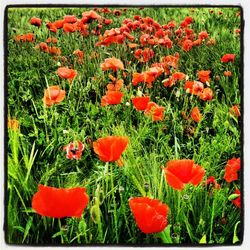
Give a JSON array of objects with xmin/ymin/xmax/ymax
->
[
  {"xmin": 230, "ymin": 105, "xmax": 241, "ymax": 118},
  {"xmin": 205, "ymin": 176, "xmax": 221, "ymax": 190},
  {"xmin": 129, "ymin": 197, "xmax": 169, "ymax": 234},
  {"xmin": 144, "ymin": 102, "xmax": 165, "ymax": 121},
  {"xmin": 198, "ymin": 31, "xmax": 209, "ymax": 40},
  {"xmin": 199, "ymin": 88, "xmax": 213, "ymax": 101},
  {"xmin": 191, "ymin": 107, "xmax": 202, "ymax": 122},
  {"xmin": 198, "ymin": 70, "xmax": 211, "ymax": 83},
  {"xmin": 221, "ymin": 54, "xmax": 235, "ymax": 63},
  {"xmin": 131, "ymin": 96, "xmax": 150, "ymax": 111},
  {"xmin": 32, "ymin": 185, "xmax": 89, "ymax": 218},
  {"xmin": 30, "ymin": 17, "xmax": 42, "ymax": 27},
  {"xmin": 93, "ymin": 136, "xmax": 128, "ymax": 162},
  {"xmin": 64, "ymin": 141, "xmax": 85, "ymax": 160},
  {"xmin": 224, "ymin": 71, "xmax": 232, "ymax": 77},
  {"xmin": 43, "ymin": 86, "xmax": 65, "ymax": 107},
  {"xmin": 63, "ymin": 15, "xmax": 77, "ymax": 23},
  {"xmin": 57, "ymin": 67, "xmax": 77, "ymax": 82},
  {"xmin": 184, "ymin": 81, "xmax": 204, "ymax": 95},
  {"xmin": 232, "ymin": 189, "xmax": 241, "ymax": 208},
  {"xmin": 100, "ymin": 57, "xmax": 124, "ymax": 72},
  {"xmin": 163, "ymin": 159, "xmax": 205, "ymax": 190},
  {"xmin": 172, "ymin": 72, "xmax": 186, "ymax": 81},
  {"xmin": 182, "ymin": 39, "xmax": 193, "ymax": 52},
  {"xmin": 224, "ymin": 158, "xmax": 241, "ymax": 183},
  {"xmin": 101, "ymin": 91, "xmax": 123, "ymax": 107}
]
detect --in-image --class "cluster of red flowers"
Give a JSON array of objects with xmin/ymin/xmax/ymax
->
[{"xmin": 14, "ymin": 33, "xmax": 35, "ymax": 42}]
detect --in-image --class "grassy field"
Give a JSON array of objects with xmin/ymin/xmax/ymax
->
[{"xmin": 6, "ymin": 6, "xmax": 242, "ymax": 245}]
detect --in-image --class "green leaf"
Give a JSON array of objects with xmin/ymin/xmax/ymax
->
[
  {"xmin": 199, "ymin": 234, "xmax": 207, "ymax": 244},
  {"xmin": 22, "ymin": 217, "xmax": 33, "ymax": 243},
  {"xmin": 160, "ymin": 224, "xmax": 173, "ymax": 244}
]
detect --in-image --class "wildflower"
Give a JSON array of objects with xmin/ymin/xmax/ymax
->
[
  {"xmin": 224, "ymin": 158, "xmax": 241, "ymax": 183},
  {"xmin": 198, "ymin": 70, "xmax": 211, "ymax": 83},
  {"xmin": 32, "ymin": 184, "xmax": 89, "ymax": 218},
  {"xmin": 131, "ymin": 96, "xmax": 150, "ymax": 111},
  {"xmin": 134, "ymin": 48, "xmax": 154, "ymax": 63},
  {"xmin": 191, "ymin": 107, "xmax": 202, "ymax": 122},
  {"xmin": 49, "ymin": 46, "xmax": 61, "ymax": 55},
  {"xmin": 163, "ymin": 159, "xmax": 205, "ymax": 190},
  {"xmin": 144, "ymin": 102, "xmax": 165, "ymax": 121},
  {"xmin": 224, "ymin": 71, "xmax": 232, "ymax": 77},
  {"xmin": 198, "ymin": 31, "xmax": 209, "ymax": 40},
  {"xmin": 129, "ymin": 197, "xmax": 169, "ymax": 234},
  {"xmin": 205, "ymin": 176, "xmax": 221, "ymax": 190},
  {"xmin": 232, "ymin": 189, "xmax": 241, "ymax": 208},
  {"xmin": 172, "ymin": 72, "xmax": 186, "ymax": 81},
  {"xmin": 199, "ymin": 88, "xmax": 213, "ymax": 101},
  {"xmin": 30, "ymin": 17, "xmax": 42, "ymax": 27},
  {"xmin": 100, "ymin": 57, "xmax": 124, "ymax": 72},
  {"xmin": 182, "ymin": 39, "xmax": 193, "ymax": 52},
  {"xmin": 8, "ymin": 118, "xmax": 19, "ymax": 131},
  {"xmin": 46, "ymin": 22, "xmax": 57, "ymax": 33},
  {"xmin": 73, "ymin": 49, "xmax": 84, "ymax": 63},
  {"xmin": 46, "ymin": 37, "xmax": 58, "ymax": 43},
  {"xmin": 184, "ymin": 81, "xmax": 204, "ymax": 95},
  {"xmin": 57, "ymin": 67, "xmax": 77, "ymax": 82},
  {"xmin": 43, "ymin": 86, "xmax": 65, "ymax": 107},
  {"xmin": 93, "ymin": 136, "xmax": 128, "ymax": 163},
  {"xmin": 63, "ymin": 15, "xmax": 77, "ymax": 23},
  {"xmin": 221, "ymin": 54, "xmax": 235, "ymax": 63},
  {"xmin": 230, "ymin": 105, "xmax": 240, "ymax": 117},
  {"xmin": 101, "ymin": 91, "xmax": 123, "ymax": 107},
  {"xmin": 39, "ymin": 42, "xmax": 49, "ymax": 53},
  {"xmin": 64, "ymin": 141, "xmax": 85, "ymax": 160},
  {"xmin": 53, "ymin": 19, "xmax": 64, "ymax": 29}
]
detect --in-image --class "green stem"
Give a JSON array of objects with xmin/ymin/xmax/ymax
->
[
  {"xmin": 58, "ymin": 219, "xmax": 64, "ymax": 244},
  {"xmin": 110, "ymin": 164, "xmax": 119, "ymax": 243}
]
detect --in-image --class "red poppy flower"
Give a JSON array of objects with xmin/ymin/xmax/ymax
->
[
  {"xmin": 191, "ymin": 107, "xmax": 202, "ymax": 122},
  {"xmin": 100, "ymin": 57, "xmax": 124, "ymax": 72},
  {"xmin": 53, "ymin": 19, "xmax": 64, "ymax": 29},
  {"xmin": 198, "ymin": 70, "xmax": 211, "ymax": 83},
  {"xmin": 205, "ymin": 176, "xmax": 221, "ymax": 190},
  {"xmin": 184, "ymin": 16, "xmax": 193, "ymax": 25},
  {"xmin": 182, "ymin": 39, "xmax": 193, "ymax": 52},
  {"xmin": 193, "ymin": 38, "xmax": 202, "ymax": 46},
  {"xmin": 39, "ymin": 42, "xmax": 49, "ymax": 53},
  {"xmin": 131, "ymin": 96, "xmax": 150, "ymax": 111},
  {"xmin": 224, "ymin": 158, "xmax": 241, "ymax": 183},
  {"xmin": 199, "ymin": 88, "xmax": 213, "ymax": 101},
  {"xmin": 64, "ymin": 141, "xmax": 85, "ymax": 160},
  {"xmin": 82, "ymin": 10, "xmax": 101, "ymax": 22},
  {"xmin": 30, "ymin": 17, "xmax": 42, "ymax": 27},
  {"xmin": 49, "ymin": 46, "xmax": 61, "ymax": 56},
  {"xmin": 57, "ymin": 67, "xmax": 77, "ymax": 82},
  {"xmin": 163, "ymin": 159, "xmax": 205, "ymax": 190},
  {"xmin": 162, "ymin": 77, "xmax": 175, "ymax": 88},
  {"xmin": 63, "ymin": 23, "xmax": 76, "ymax": 33},
  {"xmin": 172, "ymin": 72, "xmax": 186, "ymax": 81},
  {"xmin": 224, "ymin": 71, "xmax": 232, "ymax": 77},
  {"xmin": 43, "ymin": 86, "xmax": 65, "ymax": 107},
  {"xmin": 230, "ymin": 105, "xmax": 240, "ymax": 117},
  {"xmin": 221, "ymin": 54, "xmax": 235, "ymax": 63},
  {"xmin": 46, "ymin": 22, "xmax": 57, "ymax": 33},
  {"xmin": 129, "ymin": 197, "xmax": 169, "ymax": 234},
  {"xmin": 232, "ymin": 189, "xmax": 241, "ymax": 208},
  {"xmin": 32, "ymin": 185, "xmax": 89, "ymax": 218},
  {"xmin": 161, "ymin": 54, "xmax": 179, "ymax": 69},
  {"xmin": 106, "ymin": 76, "xmax": 123, "ymax": 92},
  {"xmin": 184, "ymin": 81, "xmax": 204, "ymax": 95},
  {"xmin": 101, "ymin": 91, "xmax": 123, "ymax": 107},
  {"xmin": 46, "ymin": 37, "xmax": 58, "ymax": 43},
  {"xmin": 63, "ymin": 15, "xmax": 77, "ymax": 23},
  {"xmin": 134, "ymin": 48, "xmax": 154, "ymax": 63},
  {"xmin": 145, "ymin": 102, "xmax": 165, "ymax": 121},
  {"xmin": 73, "ymin": 49, "xmax": 84, "ymax": 63},
  {"xmin": 93, "ymin": 136, "xmax": 128, "ymax": 162},
  {"xmin": 198, "ymin": 31, "xmax": 209, "ymax": 40}
]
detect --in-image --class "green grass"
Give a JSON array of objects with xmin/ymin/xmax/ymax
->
[{"xmin": 7, "ymin": 7, "xmax": 241, "ymax": 245}]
